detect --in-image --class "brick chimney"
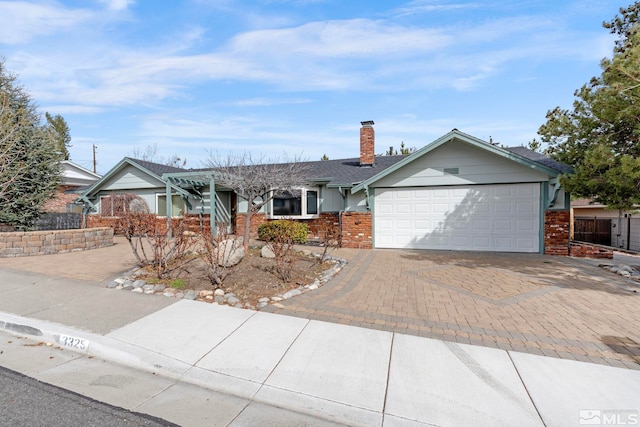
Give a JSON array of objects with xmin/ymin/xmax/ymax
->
[{"xmin": 360, "ymin": 120, "xmax": 375, "ymax": 166}]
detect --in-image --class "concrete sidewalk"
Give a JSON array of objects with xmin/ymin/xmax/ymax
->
[{"xmin": 1, "ymin": 297, "xmax": 639, "ymax": 426}]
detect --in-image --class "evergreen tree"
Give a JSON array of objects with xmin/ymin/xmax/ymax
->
[
  {"xmin": 0, "ymin": 59, "xmax": 61, "ymax": 229},
  {"xmin": 45, "ymin": 112, "xmax": 71, "ymax": 160},
  {"xmin": 538, "ymin": 2, "xmax": 640, "ymax": 210}
]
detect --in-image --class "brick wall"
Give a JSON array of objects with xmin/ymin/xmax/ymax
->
[
  {"xmin": 306, "ymin": 213, "xmax": 340, "ymax": 240},
  {"xmin": 41, "ymin": 185, "xmax": 79, "ymax": 213},
  {"xmin": 544, "ymin": 210, "xmax": 570, "ymax": 256},
  {"xmin": 86, "ymin": 214, "xmax": 212, "ymax": 235},
  {"xmin": 233, "ymin": 213, "xmax": 268, "ymax": 240},
  {"xmin": 570, "ymin": 241, "xmax": 613, "ymax": 259},
  {"xmin": 0, "ymin": 227, "xmax": 114, "ymax": 257},
  {"xmin": 340, "ymin": 211, "xmax": 372, "ymax": 249}
]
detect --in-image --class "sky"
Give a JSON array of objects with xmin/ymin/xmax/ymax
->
[{"xmin": 0, "ymin": 0, "xmax": 624, "ymax": 174}]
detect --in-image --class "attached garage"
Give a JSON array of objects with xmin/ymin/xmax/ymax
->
[
  {"xmin": 351, "ymin": 129, "xmax": 572, "ymax": 254},
  {"xmin": 374, "ymin": 183, "xmax": 540, "ymax": 252}
]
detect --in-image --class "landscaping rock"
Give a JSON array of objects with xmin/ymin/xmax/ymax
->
[
  {"xmin": 261, "ymin": 245, "xmax": 275, "ymax": 259},
  {"xmin": 258, "ymin": 297, "xmax": 270, "ymax": 303},
  {"xmin": 184, "ymin": 290, "xmax": 197, "ymax": 300},
  {"xmin": 214, "ymin": 288, "xmax": 225, "ymax": 297},
  {"xmin": 282, "ymin": 289, "xmax": 302, "ymax": 299},
  {"xmin": 214, "ymin": 295, "xmax": 225, "ymax": 303},
  {"xmin": 215, "ymin": 239, "xmax": 245, "ymax": 267},
  {"xmin": 132, "ymin": 280, "xmax": 145, "ymax": 289},
  {"xmin": 131, "ymin": 288, "xmax": 143, "ymax": 293},
  {"xmin": 153, "ymin": 284, "xmax": 166, "ymax": 293},
  {"xmin": 106, "ymin": 281, "xmax": 119, "ymax": 289},
  {"xmin": 123, "ymin": 284, "xmax": 134, "ymax": 291},
  {"xmin": 227, "ymin": 295, "xmax": 241, "ymax": 305}
]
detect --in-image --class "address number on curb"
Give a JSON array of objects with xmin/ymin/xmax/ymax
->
[{"xmin": 58, "ymin": 334, "xmax": 88, "ymax": 351}]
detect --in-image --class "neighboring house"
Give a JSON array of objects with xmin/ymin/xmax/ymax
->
[
  {"xmin": 42, "ymin": 160, "xmax": 102, "ymax": 213},
  {"xmin": 78, "ymin": 122, "xmax": 572, "ymax": 254},
  {"xmin": 571, "ymin": 198, "xmax": 639, "ymax": 250}
]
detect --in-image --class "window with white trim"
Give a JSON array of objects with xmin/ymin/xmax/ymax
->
[{"xmin": 270, "ymin": 188, "xmax": 319, "ymax": 219}]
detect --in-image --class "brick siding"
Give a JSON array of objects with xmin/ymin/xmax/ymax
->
[
  {"xmin": 41, "ymin": 185, "xmax": 79, "ymax": 213},
  {"xmin": 544, "ymin": 210, "xmax": 570, "ymax": 256},
  {"xmin": 340, "ymin": 211, "xmax": 372, "ymax": 249},
  {"xmin": 0, "ymin": 227, "xmax": 114, "ymax": 257}
]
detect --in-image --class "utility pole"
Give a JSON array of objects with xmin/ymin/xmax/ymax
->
[{"xmin": 92, "ymin": 144, "xmax": 97, "ymax": 174}]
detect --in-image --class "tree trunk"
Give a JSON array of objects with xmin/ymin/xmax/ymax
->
[{"xmin": 243, "ymin": 210, "xmax": 253, "ymax": 254}]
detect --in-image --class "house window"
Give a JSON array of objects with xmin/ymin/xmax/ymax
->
[
  {"xmin": 100, "ymin": 195, "xmax": 128, "ymax": 217},
  {"xmin": 99, "ymin": 194, "xmax": 149, "ymax": 216},
  {"xmin": 157, "ymin": 194, "xmax": 185, "ymax": 217},
  {"xmin": 271, "ymin": 188, "xmax": 319, "ymax": 218}
]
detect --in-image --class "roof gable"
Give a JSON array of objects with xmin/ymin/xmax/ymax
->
[
  {"xmin": 80, "ymin": 158, "xmax": 188, "ymax": 198},
  {"xmin": 352, "ymin": 130, "xmax": 569, "ymax": 193}
]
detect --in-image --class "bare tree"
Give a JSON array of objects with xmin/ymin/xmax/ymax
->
[
  {"xmin": 205, "ymin": 152, "xmax": 310, "ymax": 254},
  {"xmin": 130, "ymin": 143, "xmax": 186, "ymax": 168}
]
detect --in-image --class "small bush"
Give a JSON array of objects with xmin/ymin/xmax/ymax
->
[
  {"xmin": 258, "ymin": 220, "xmax": 308, "ymax": 244},
  {"xmin": 170, "ymin": 278, "xmax": 186, "ymax": 289}
]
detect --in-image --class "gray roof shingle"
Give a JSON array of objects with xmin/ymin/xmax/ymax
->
[
  {"xmin": 130, "ymin": 145, "xmax": 570, "ymax": 190},
  {"xmin": 504, "ymin": 147, "xmax": 573, "ymax": 174},
  {"xmin": 126, "ymin": 157, "xmax": 189, "ymax": 177}
]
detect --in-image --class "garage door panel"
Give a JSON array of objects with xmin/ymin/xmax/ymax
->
[{"xmin": 374, "ymin": 184, "xmax": 540, "ymax": 252}]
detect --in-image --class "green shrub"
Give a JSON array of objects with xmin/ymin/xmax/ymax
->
[{"xmin": 258, "ymin": 220, "xmax": 308, "ymax": 244}]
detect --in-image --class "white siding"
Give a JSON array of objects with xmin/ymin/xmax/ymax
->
[{"xmin": 373, "ymin": 141, "xmax": 549, "ymax": 188}]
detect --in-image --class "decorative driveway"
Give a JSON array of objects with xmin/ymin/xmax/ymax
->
[{"xmin": 264, "ymin": 249, "xmax": 640, "ymax": 370}]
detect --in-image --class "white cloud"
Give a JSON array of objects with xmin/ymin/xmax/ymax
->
[
  {"xmin": 0, "ymin": 1, "xmax": 92, "ymax": 44},
  {"xmin": 392, "ymin": 1, "xmax": 481, "ymax": 17},
  {"xmin": 230, "ymin": 97, "xmax": 312, "ymax": 107},
  {"xmin": 229, "ymin": 19, "xmax": 451, "ymax": 57},
  {"xmin": 98, "ymin": 0, "xmax": 134, "ymax": 11}
]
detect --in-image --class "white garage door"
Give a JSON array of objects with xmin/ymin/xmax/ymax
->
[{"xmin": 374, "ymin": 183, "xmax": 540, "ymax": 252}]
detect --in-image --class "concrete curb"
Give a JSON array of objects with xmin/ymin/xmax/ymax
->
[{"xmin": 0, "ymin": 311, "xmax": 376, "ymax": 426}]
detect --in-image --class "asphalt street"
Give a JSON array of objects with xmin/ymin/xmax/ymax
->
[{"xmin": 0, "ymin": 365, "xmax": 176, "ymax": 427}]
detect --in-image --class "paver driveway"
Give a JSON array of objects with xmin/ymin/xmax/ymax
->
[{"xmin": 264, "ymin": 249, "xmax": 640, "ymax": 370}]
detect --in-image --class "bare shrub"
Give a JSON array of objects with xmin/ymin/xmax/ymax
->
[
  {"xmin": 317, "ymin": 221, "xmax": 341, "ymax": 263},
  {"xmin": 199, "ymin": 224, "xmax": 242, "ymax": 287},
  {"xmin": 116, "ymin": 194, "xmax": 197, "ymax": 279},
  {"xmin": 258, "ymin": 220, "xmax": 308, "ymax": 282}
]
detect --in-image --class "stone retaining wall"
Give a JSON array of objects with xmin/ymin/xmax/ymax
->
[{"xmin": 0, "ymin": 227, "xmax": 113, "ymax": 258}]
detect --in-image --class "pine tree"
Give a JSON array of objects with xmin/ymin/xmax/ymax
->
[
  {"xmin": 538, "ymin": 2, "xmax": 640, "ymax": 210},
  {"xmin": 0, "ymin": 58, "xmax": 61, "ymax": 229}
]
